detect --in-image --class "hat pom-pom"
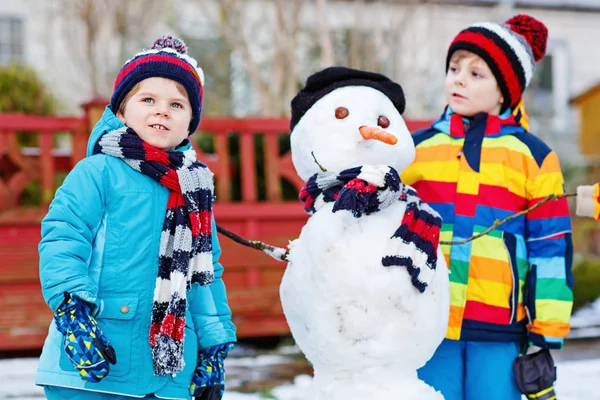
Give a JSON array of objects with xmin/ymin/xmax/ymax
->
[
  {"xmin": 505, "ymin": 14, "xmax": 548, "ymax": 62},
  {"xmin": 150, "ymin": 35, "xmax": 188, "ymax": 55}
]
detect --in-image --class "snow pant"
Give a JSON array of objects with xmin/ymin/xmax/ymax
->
[
  {"xmin": 44, "ymin": 385, "xmax": 164, "ymax": 399},
  {"xmin": 417, "ymin": 338, "xmax": 522, "ymax": 400}
]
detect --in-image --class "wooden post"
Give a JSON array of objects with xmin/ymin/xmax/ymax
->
[
  {"xmin": 264, "ymin": 133, "xmax": 281, "ymax": 201},
  {"xmin": 81, "ymin": 97, "xmax": 109, "ymax": 132},
  {"xmin": 240, "ymin": 131, "xmax": 257, "ymax": 202},
  {"xmin": 214, "ymin": 135, "xmax": 232, "ymax": 202},
  {"xmin": 39, "ymin": 130, "xmax": 54, "ymax": 209},
  {"xmin": 76, "ymin": 98, "xmax": 108, "ymax": 165}
]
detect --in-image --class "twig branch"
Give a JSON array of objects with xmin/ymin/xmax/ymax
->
[
  {"xmin": 315, "ymin": 0, "xmax": 334, "ymax": 67},
  {"xmin": 311, "ymin": 151, "xmax": 327, "ymax": 172},
  {"xmin": 217, "ymin": 192, "xmax": 577, "ymax": 261},
  {"xmin": 216, "ymin": 224, "xmax": 288, "ymax": 262},
  {"xmin": 440, "ymin": 192, "xmax": 577, "ymax": 246}
]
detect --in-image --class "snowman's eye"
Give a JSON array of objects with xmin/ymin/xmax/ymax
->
[
  {"xmin": 335, "ymin": 107, "xmax": 349, "ymax": 119},
  {"xmin": 378, "ymin": 115, "xmax": 390, "ymax": 129}
]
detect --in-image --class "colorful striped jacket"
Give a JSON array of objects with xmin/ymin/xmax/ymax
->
[{"xmin": 401, "ymin": 106, "xmax": 573, "ymax": 349}]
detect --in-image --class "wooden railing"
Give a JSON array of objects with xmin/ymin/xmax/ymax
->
[
  {"xmin": 191, "ymin": 118, "xmax": 304, "ymax": 202},
  {"xmin": 0, "ymin": 116, "xmax": 84, "ymax": 215},
  {"xmin": 0, "ymin": 100, "xmax": 434, "ymax": 349}
]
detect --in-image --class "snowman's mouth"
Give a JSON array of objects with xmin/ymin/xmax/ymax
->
[{"xmin": 359, "ymin": 126, "xmax": 397, "ymax": 145}]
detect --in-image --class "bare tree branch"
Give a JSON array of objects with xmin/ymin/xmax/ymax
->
[
  {"xmin": 192, "ymin": 0, "xmax": 305, "ymax": 115},
  {"xmin": 50, "ymin": 0, "xmax": 164, "ymax": 99},
  {"xmin": 218, "ymin": 192, "xmax": 579, "ymax": 262},
  {"xmin": 217, "ymin": 224, "xmax": 289, "ymax": 262},
  {"xmin": 440, "ymin": 193, "xmax": 578, "ymax": 246},
  {"xmin": 315, "ymin": 0, "xmax": 334, "ymax": 67},
  {"xmin": 218, "ymin": 1, "xmax": 274, "ymax": 113}
]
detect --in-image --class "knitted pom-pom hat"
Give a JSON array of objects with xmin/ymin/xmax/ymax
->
[
  {"xmin": 111, "ymin": 35, "xmax": 205, "ymax": 135},
  {"xmin": 446, "ymin": 14, "xmax": 548, "ymax": 111}
]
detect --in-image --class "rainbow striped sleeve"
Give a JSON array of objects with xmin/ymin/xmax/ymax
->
[
  {"xmin": 525, "ymin": 151, "xmax": 573, "ymax": 349},
  {"xmin": 576, "ymin": 183, "xmax": 600, "ymax": 220}
]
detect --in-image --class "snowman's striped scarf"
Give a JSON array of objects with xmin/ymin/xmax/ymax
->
[
  {"xmin": 94, "ymin": 127, "xmax": 214, "ymax": 375},
  {"xmin": 299, "ymin": 165, "xmax": 442, "ymax": 293}
]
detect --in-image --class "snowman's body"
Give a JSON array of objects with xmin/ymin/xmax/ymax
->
[
  {"xmin": 280, "ymin": 80, "xmax": 450, "ymax": 400},
  {"xmin": 282, "ymin": 201, "xmax": 448, "ymax": 399}
]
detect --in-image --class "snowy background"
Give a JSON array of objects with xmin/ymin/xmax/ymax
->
[
  {"xmin": 1, "ymin": 299, "xmax": 599, "ymax": 400},
  {"xmin": 1, "ymin": 346, "xmax": 599, "ymax": 400}
]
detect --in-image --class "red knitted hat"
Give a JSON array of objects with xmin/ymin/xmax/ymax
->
[{"xmin": 446, "ymin": 14, "xmax": 548, "ymax": 111}]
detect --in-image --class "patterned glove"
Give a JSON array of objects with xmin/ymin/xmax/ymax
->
[
  {"xmin": 54, "ymin": 292, "xmax": 117, "ymax": 383},
  {"xmin": 189, "ymin": 342, "xmax": 235, "ymax": 399}
]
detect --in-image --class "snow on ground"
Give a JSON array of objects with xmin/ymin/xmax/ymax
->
[
  {"xmin": 3, "ymin": 302, "xmax": 599, "ymax": 399},
  {"xmin": 1, "ymin": 355, "xmax": 599, "ymax": 400},
  {"xmin": 569, "ymin": 298, "xmax": 600, "ymax": 339}
]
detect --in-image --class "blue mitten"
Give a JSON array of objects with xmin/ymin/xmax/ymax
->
[
  {"xmin": 54, "ymin": 293, "xmax": 117, "ymax": 383},
  {"xmin": 189, "ymin": 342, "xmax": 235, "ymax": 399}
]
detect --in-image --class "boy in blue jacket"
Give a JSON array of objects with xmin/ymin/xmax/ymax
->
[{"xmin": 36, "ymin": 35, "xmax": 236, "ymax": 400}]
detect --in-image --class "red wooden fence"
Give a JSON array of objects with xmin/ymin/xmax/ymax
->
[{"xmin": 0, "ymin": 101, "xmax": 433, "ymax": 350}]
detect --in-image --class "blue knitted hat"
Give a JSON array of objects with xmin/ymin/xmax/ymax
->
[{"xmin": 111, "ymin": 35, "xmax": 204, "ymax": 135}]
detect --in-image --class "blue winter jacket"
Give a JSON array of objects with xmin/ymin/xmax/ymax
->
[{"xmin": 35, "ymin": 106, "xmax": 237, "ymax": 399}]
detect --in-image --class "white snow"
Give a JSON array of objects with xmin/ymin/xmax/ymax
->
[
  {"xmin": 281, "ymin": 200, "xmax": 450, "ymax": 399},
  {"xmin": 282, "ymin": 84, "xmax": 449, "ymax": 399},
  {"xmin": 571, "ymin": 298, "xmax": 600, "ymax": 328},
  {"xmin": 289, "ymin": 86, "xmax": 415, "ymax": 181},
  {"xmin": 569, "ymin": 298, "xmax": 600, "ymax": 339},
  {"xmin": 225, "ymin": 353, "xmax": 292, "ymax": 367},
  {"xmin": 272, "ymin": 359, "xmax": 600, "ymax": 400},
  {"xmin": 1, "ymin": 355, "xmax": 599, "ymax": 399}
]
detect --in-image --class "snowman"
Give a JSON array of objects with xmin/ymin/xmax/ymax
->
[{"xmin": 279, "ymin": 67, "xmax": 450, "ymax": 400}]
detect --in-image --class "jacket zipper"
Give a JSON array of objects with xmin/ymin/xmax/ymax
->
[{"xmin": 503, "ymin": 231, "xmax": 517, "ymax": 324}]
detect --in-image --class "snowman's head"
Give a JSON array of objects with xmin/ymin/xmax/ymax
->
[{"xmin": 290, "ymin": 67, "xmax": 415, "ymax": 181}]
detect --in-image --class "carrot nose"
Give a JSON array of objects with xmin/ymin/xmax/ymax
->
[{"xmin": 359, "ymin": 126, "xmax": 398, "ymax": 145}]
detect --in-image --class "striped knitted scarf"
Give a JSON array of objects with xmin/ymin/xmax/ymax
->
[
  {"xmin": 299, "ymin": 165, "xmax": 442, "ymax": 292},
  {"xmin": 94, "ymin": 127, "xmax": 214, "ymax": 375}
]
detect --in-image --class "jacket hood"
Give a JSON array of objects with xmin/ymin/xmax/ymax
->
[
  {"xmin": 86, "ymin": 106, "xmax": 124, "ymax": 157},
  {"xmin": 86, "ymin": 105, "xmax": 191, "ymax": 157}
]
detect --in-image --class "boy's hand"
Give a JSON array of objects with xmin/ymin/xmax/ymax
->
[
  {"xmin": 189, "ymin": 342, "xmax": 235, "ymax": 399},
  {"xmin": 54, "ymin": 293, "xmax": 117, "ymax": 383}
]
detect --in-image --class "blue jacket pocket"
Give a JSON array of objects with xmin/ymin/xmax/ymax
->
[{"xmin": 59, "ymin": 297, "xmax": 138, "ymax": 378}]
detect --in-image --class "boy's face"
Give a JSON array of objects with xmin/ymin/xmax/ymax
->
[
  {"xmin": 117, "ymin": 77, "xmax": 192, "ymax": 151},
  {"xmin": 445, "ymin": 50, "xmax": 504, "ymax": 117}
]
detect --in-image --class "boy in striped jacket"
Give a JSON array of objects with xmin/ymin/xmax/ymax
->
[{"xmin": 402, "ymin": 14, "xmax": 573, "ymax": 400}]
